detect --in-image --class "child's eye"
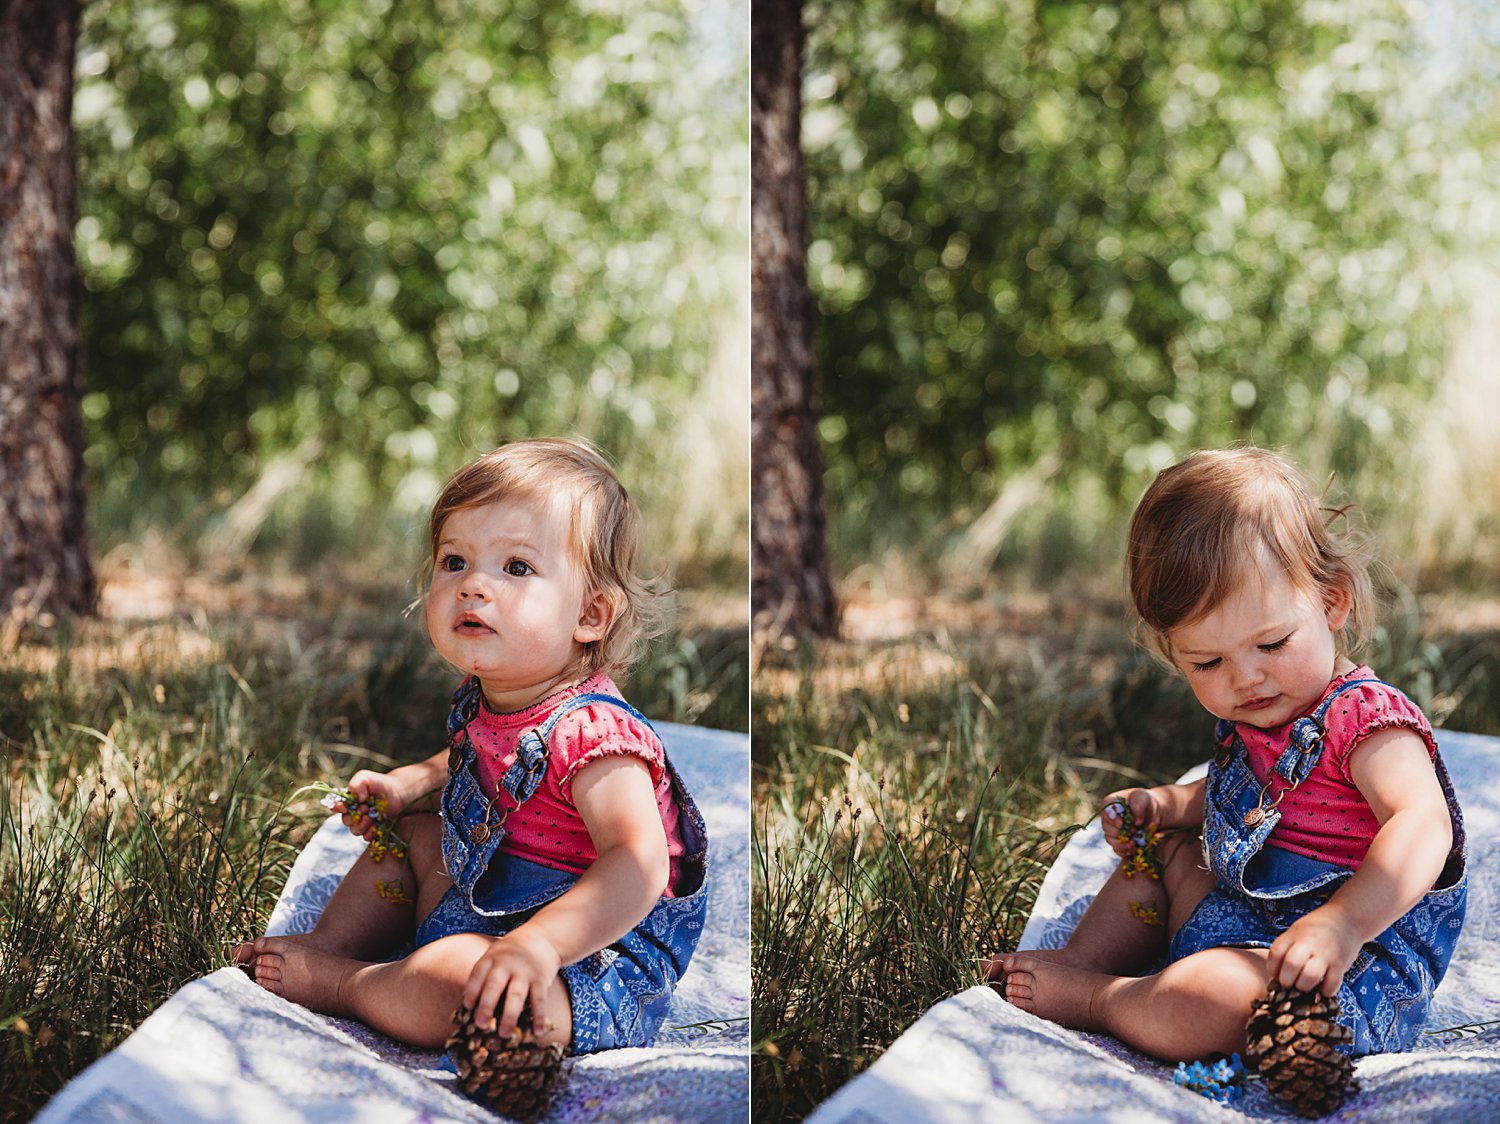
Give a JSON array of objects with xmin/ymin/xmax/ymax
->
[
  {"xmin": 1259, "ymin": 634, "xmax": 1292, "ymax": 652},
  {"xmin": 1190, "ymin": 658, "xmax": 1222, "ymax": 673},
  {"xmin": 504, "ymin": 559, "xmax": 534, "ymax": 577},
  {"xmin": 440, "ymin": 554, "xmax": 467, "ymax": 573}
]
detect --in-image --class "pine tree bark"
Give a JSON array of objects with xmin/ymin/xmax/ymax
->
[
  {"xmin": 751, "ymin": 0, "xmax": 837, "ymax": 640},
  {"xmin": 0, "ymin": 0, "xmax": 97, "ymax": 622}
]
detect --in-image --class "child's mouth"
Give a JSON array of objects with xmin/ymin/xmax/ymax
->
[{"xmin": 456, "ymin": 615, "xmax": 494, "ymax": 634}]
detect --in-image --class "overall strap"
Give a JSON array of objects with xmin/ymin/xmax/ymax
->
[
  {"xmin": 536, "ymin": 691, "xmax": 653, "ymax": 739},
  {"xmin": 447, "ymin": 675, "xmax": 486, "ymax": 741},
  {"xmin": 1274, "ymin": 677, "xmax": 1396, "ymax": 785},
  {"xmin": 499, "ymin": 691, "xmax": 653, "ymax": 807}
]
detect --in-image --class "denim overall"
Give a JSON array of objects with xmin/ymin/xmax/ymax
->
[
  {"xmin": 1167, "ymin": 678, "xmax": 1467, "ymax": 1054},
  {"xmin": 412, "ymin": 677, "xmax": 710, "ymax": 1054}
]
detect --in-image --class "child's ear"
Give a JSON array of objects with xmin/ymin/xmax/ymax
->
[
  {"xmin": 1323, "ymin": 583, "xmax": 1353, "ymax": 631},
  {"xmin": 574, "ymin": 589, "xmax": 613, "ymax": 644}
]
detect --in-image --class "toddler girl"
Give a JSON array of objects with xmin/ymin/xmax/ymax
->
[
  {"xmin": 235, "ymin": 438, "xmax": 708, "ymax": 1058},
  {"xmin": 987, "ymin": 447, "xmax": 1466, "ymax": 1061}
]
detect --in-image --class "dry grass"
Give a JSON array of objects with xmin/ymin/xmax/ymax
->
[
  {"xmin": 752, "ymin": 578, "xmax": 1500, "ymax": 1121},
  {"xmin": 1, "ymin": 561, "xmax": 746, "ymax": 1122}
]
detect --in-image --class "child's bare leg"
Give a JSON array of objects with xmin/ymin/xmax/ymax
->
[
  {"xmin": 985, "ymin": 831, "xmax": 1212, "ymax": 981},
  {"xmin": 1062, "ymin": 831, "xmax": 1215, "ymax": 970},
  {"xmin": 247, "ymin": 932, "xmax": 574, "ymax": 1051},
  {"xmin": 1000, "ymin": 946, "xmax": 1269, "ymax": 1061},
  {"xmin": 234, "ymin": 813, "xmax": 448, "ymax": 966}
]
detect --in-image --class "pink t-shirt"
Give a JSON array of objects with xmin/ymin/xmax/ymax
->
[
  {"xmin": 463, "ymin": 674, "xmax": 687, "ymax": 895},
  {"xmin": 1231, "ymin": 665, "xmax": 1438, "ymax": 869}
]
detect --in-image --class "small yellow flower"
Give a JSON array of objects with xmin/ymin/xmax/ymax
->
[
  {"xmin": 1114, "ymin": 805, "xmax": 1164, "ymax": 880},
  {"xmin": 365, "ymin": 821, "xmax": 408, "ymax": 864},
  {"xmin": 1128, "ymin": 900, "xmax": 1163, "ymax": 926},
  {"xmin": 375, "ymin": 879, "xmax": 412, "ymax": 905}
]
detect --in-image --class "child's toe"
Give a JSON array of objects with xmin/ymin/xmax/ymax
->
[
  {"xmin": 999, "ymin": 969, "xmax": 1036, "ymax": 1007},
  {"xmin": 253, "ymin": 956, "xmax": 284, "ymax": 987}
]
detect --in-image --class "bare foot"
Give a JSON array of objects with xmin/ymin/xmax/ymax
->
[
  {"xmin": 232, "ymin": 930, "xmax": 341, "ymax": 973},
  {"xmin": 981, "ymin": 946, "xmax": 1078, "ymax": 987},
  {"xmin": 246, "ymin": 936, "xmax": 361, "ymax": 1015},
  {"xmin": 994, "ymin": 953, "xmax": 1112, "ymax": 1031}
]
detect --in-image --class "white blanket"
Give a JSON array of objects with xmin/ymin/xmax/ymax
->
[
  {"xmin": 809, "ymin": 729, "xmax": 1500, "ymax": 1122},
  {"xmin": 37, "ymin": 722, "xmax": 748, "ymax": 1124}
]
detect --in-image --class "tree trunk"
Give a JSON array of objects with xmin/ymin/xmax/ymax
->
[
  {"xmin": 0, "ymin": 0, "xmax": 97, "ymax": 624},
  {"xmin": 751, "ymin": 0, "xmax": 837, "ymax": 640}
]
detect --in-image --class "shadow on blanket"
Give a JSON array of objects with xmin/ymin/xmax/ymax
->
[
  {"xmin": 808, "ymin": 729, "xmax": 1500, "ymax": 1124},
  {"xmin": 36, "ymin": 722, "xmax": 749, "ymax": 1124}
]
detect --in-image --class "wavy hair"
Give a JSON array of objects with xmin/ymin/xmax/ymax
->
[
  {"xmin": 424, "ymin": 438, "xmax": 669, "ymax": 680},
  {"xmin": 1127, "ymin": 447, "xmax": 1375, "ymax": 667}
]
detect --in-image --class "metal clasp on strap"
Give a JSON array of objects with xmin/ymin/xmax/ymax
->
[
  {"xmin": 1275, "ymin": 715, "xmax": 1326, "ymax": 785},
  {"xmin": 1243, "ymin": 717, "xmax": 1326, "ymax": 828}
]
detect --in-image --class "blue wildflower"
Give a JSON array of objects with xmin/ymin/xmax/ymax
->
[{"xmin": 1173, "ymin": 1053, "xmax": 1246, "ymax": 1104}]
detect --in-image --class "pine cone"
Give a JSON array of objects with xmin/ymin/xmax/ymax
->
[
  {"xmin": 1245, "ymin": 981, "xmax": 1359, "ymax": 1118},
  {"xmin": 446, "ymin": 1003, "xmax": 569, "ymax": 1122}
]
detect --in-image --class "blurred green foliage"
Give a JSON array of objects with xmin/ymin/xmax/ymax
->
[
  {"xmin": 803, "ymin": 0, "xmax": 1499, "ymax": 567},
  {"xmin": 74, "ymin": 0, "xmax": 746, "ymax": 560}
]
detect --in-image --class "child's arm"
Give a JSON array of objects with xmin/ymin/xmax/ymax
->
[
  {"xmin": 1267, "ymin": 727, "xmax": 1452, "ymax": 996},
  {"xmin": 1102, "ymin": 776, "xmax": 1205, "ymax": 856},
  {"xmin": 462, "ymin": 754, "xmax": 670, "ymax": 1036}
]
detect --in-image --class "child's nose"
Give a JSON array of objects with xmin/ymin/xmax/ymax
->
[
  {"xmin": 458, "ymin": 572, "xmax": 492, "ymax": 600},
  {"xmin": 1231, "ymin": 656, "xmax": 1266, "ymax": 689}
]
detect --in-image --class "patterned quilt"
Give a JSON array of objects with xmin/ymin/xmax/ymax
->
[
  {"xmin": 35, "ymin": 722, "xmax": 749, "ymax": 1124},
  {"xmin": 809, "ymin": 729, "xmax": 1500, "ymax": 1123}
]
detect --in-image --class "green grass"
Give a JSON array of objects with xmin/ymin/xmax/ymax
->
[
  {"xmin": 0, "ymin": 579, "xmax": 746, "ymax": 1122},
  {"xmin": 751, "ymin": 586, "xmax": 1500, "ymax": 1122}
]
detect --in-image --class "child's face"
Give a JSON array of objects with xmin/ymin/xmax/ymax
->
[
  {"xmin": 1168, "ymin": 550, "xmax": 1352, "ymax": 729},
  {"xmin": 425, "ymin": 492, "xmax": 609, "ymax": 711}
]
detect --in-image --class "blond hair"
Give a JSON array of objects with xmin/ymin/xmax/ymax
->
[
  {"xmin": 425, "ymin": 438, "xmax": 668, "ymax": 679},
  {"xmin": 1127, "ymin": 447, "xmax": 1375, "ymax": 667}
]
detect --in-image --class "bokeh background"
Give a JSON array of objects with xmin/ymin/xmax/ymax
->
[
  {"xmin": 802, "ymin": 0, "xmax": 1499, "ymax": 586},
  {"xmin": 75, "ymin": 0, "xmax": 748, "ymax": 588}
]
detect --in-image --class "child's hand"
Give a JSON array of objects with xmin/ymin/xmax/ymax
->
[
  {"xmin": 1101, "ymin": 789, "xmax": 1158, "ymax": 858},
  {"xmin": 463, "ymin": 927, "xmax": 564, "ymax": 1039},
  {"xmin": 1266, "ymin": 908, "xmax": 1364, "ymax": 997},
  {"xmin": 336, "ymin": 770, "xmax": 408, "ymax": 840}
]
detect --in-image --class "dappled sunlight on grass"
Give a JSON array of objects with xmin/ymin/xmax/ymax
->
[
  {"xmin": 752, "ymin": 583, "xmax": 1500, "ymax": 1119},
  {"xmin": 1, "ymin": 560, "xmax": 745, "ymax": 1118}
]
